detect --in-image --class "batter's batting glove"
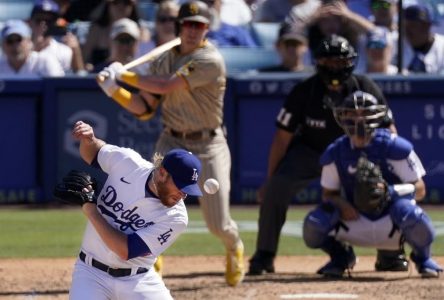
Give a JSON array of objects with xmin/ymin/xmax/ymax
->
[
  {"xmin": 53, "ymin": 170, "xmax": 97, "ymax": 206},
  {"xmin": 107, "ymin": 61, "xmax": 125, "ymax": 81},
  {"xmin": 97, "ymin": 68, "xmax": 119, "ymax": 97}
]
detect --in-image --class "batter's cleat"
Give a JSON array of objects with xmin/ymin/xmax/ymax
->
[
  {"xmin": 410, "ymin": 253, "xmax": 443, "ymax": 278},
  {"xmin": 375, "ymin": 249, "xmax": 409, "ymax": 272},
  {"xmin": 317, "ymin": 247, "xmax": 356, "ymax": 278},
  {"xmin": 225, "ymin": 242, "xmax": 245, "ymax": 286},
  {"xmin": 247, "ymin": 251, "xmax": 275, "ymax": 275},
  {"xmin": 154, "ymin": 255, "xmax": 163, "ymax": 277}
]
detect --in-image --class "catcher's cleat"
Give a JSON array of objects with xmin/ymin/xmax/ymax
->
[
  {"xmin": 317, "ymin": 246, "xmax": 356, "ymax": 278},
  {"xmin": 375, "ymin": 249, "xmax": 409, "ymax": 272},
  {"xmin": 154, "ymin": 255, "xmax": 163, "ymax": 277},
  {"xmin": 225, "ymin": 242, "xmax": 245, "ymax": 286},
  {"xmin": 247, "ymin": 251, "xmax": 275, "ymax": 275},
  {"xmin": 410, "ymin": 253, "xmax": 443, "ymax": 278}
]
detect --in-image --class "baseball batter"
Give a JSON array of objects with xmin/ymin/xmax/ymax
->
[
  {"xmin": 66, "ymin": 120, "xmax": 203, "ymax": 299},
  {"xmin": 303, "ymin": 91, "xmax": 443, "ymax": 278},
  {"xmin": 96, "ymin": 0, "xmax": 244, "ymax": 286}
]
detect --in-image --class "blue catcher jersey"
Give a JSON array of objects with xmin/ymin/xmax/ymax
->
[{"xmin": 320, "ymin": 128, "xmax": 426, "ymax": 207}]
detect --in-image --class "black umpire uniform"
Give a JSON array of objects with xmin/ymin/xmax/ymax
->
[{"xmin": 248, "ymin": 35, "xmax": 408, "ymax": 275}]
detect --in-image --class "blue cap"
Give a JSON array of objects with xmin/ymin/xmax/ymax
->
[
  {"xmin": 162, "ymin": 149, "xmax": 203, "ymax": 197},
  {"xmin": 404, "ymin": 4, "xmax": 435, "ymax": 24},
  {"xmin": 1, "ymin": 19, "xmax": 32, "ymax": 39},
  {"xmin": 366, "ymin": 27, "xmax": 390, "ymax": 49},
  {"xmin": 31, "ymin": 0, "xmax": 60, "ymax": 17}
]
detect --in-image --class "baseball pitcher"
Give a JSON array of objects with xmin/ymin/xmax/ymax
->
[{"xmin": 55, "ymin": 121, "xmax": 204, "ymax": 299}]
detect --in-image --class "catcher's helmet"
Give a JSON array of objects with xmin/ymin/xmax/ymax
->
[
  {"xmin": 333, "ymin": 91, "xmax": 387, "ymax": 138},
  {"xmin": 178, "ymin": 1, "xmax": 211, "ymax": 24},
  {"xmin": 314, "ymin": 35, "xmax": 357, "ymax": 87}
]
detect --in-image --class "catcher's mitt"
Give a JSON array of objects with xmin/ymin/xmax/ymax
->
[
  {"xmin": 53, "ymin": 170, "xmax": 97, "ymax": 206},
  {"xmin": 353, "ymin": 156, "xmax": 389, "ymax": 215}
]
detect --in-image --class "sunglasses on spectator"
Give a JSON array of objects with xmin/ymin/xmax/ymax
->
[
  {"xmin": 114, "ymin": 36, "xmax": 136, "ymax": 45},
  {"xmin": 111, "ymin": 0, "xmax": 133, "ymax": 6},
  {"xmin": 283, "ymin": 40, "xmax": 303, "ymax": 47},
  {"xmin": 181, "ymin": 21, "xmax": 208, "ymax": 30},
  {"xmin": 32, "ymin": 16, "xmax": 57, "ymax": 24},
  {"xmin": 5, "ymin": 36, "xmax": 23, "ymax": 45},
  {"xmin": 157, "ymin": 16, "xmax": 177, "ymax": 23},
  {"xmin": 371, "ymin": 1, "xmax": 391, "ymax": 10}
]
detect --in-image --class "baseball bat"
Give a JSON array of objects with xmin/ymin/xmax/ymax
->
[{"xmin": 97, "ymin": 37, "xmax": 181, "ymax": 82}]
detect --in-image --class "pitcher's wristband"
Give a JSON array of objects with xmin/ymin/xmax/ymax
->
[{"xmin": 119, "ymin": 71, "xmax": 139, "ymax": 86}]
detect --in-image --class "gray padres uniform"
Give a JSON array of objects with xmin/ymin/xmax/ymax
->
[{"xmin": 147, "ymin": 40, "xmax": 240, "ymax": 250}]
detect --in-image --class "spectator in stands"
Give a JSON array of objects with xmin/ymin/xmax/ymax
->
[
  {"xmin": 306, "ymin": 0, "xmax": 375, "ymax": 57},
  {"xmin": 370, "ymin": 0, "xmax": 397, "ymax": 31},
  {"xmin": 404, "ymin": 4, "xmax": 444, "ymax": 74},
  {"xmin": 253, "ymin": 0, "xmax": 315, "ymax": 23},
  {"xmin": 141, "ymin": 0, "xmax": 179, "ymax": 54},
  {"xmin": 220, "ymin": 0, "xmax": 253, "ymax": 26},
  {"xmin": 368, "ymin": 0, "xmax": 398, "ymax": 64},
  {"xmin": 258, "ymin": 21, "xmax": 311, "ymax": 72},
  {"xmin": 82, "ymin": 0, "xmax": 148, "ymax": 69},
  {"xmin": 204, "ymin": 0, "xmax": 259, "ymax": 47},
  {"xmin": 286, "ymin": 0, "xmax": 321, "ymax": 30},
  {"xmin": 56, "ymin": 0, "xmax": 102, "ymax": 22},
  {"xmin": 93, "ymin": 18, "xmax": 143, "ymax": 74},
  {"xmin": 365, "ymin": 26, "xmax": 398, "ymax": 74},
  {"xmin": 0, "ymin": 19, "xmax": 64, "ymax": 76},
  {"xmin": 28, "ymin": 0, "xmax": 85, "ymax": 74}
]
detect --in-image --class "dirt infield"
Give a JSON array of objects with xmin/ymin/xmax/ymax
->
[{"xmin": 0, "ymin": 256, "xmax": 443, "ymax": 300}]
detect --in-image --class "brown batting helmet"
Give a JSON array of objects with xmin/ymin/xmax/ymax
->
[{"xmin": 178, "ymin": 1, "xmax": 211, "ymax": 24}]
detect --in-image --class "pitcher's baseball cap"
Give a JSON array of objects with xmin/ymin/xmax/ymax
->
[
  {"xmin": 111, "ymin": 18, "xmax": 141, "ymax": 40},
  {"xmin": 162, "ymin": 149, "xmax": 203, "ymax": 197},
  {"xmin": 1, "ymin": 19, "xmax": 31, "ymax": 39}
]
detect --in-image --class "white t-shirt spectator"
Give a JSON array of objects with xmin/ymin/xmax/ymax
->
[
  {"xmin": 40, "ymin": 38, "xmax": 73, "ymax": 73},
  {"xmin": 0, "ymin": 51, "xmax": 65, "ymax": 76},
  {"xmin": 404, "ymin": 33, "xmax": 444, "ymax": 74}
]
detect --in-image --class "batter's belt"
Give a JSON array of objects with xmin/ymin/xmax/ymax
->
[
  {"xmin": 166, "ymin": 127, "xmax": 217, "ymax": 140},
  {"xmin": 79, "ymin": 251, "xmax": 148, "ymax": 277}
]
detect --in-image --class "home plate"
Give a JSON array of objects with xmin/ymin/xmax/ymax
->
[{"xmin": 280, "ymin": 293, "xmax": 359, "ymax": 299}]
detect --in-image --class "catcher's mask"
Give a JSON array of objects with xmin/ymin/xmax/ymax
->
[
  {"xmin": 175, "ymin": 1, "xmax": 210, "ymax": 35},
  {"xmin": 334, "ymin": 91, "xmax": 387, "ymax": 139},
  {"xmin": 314, "ymin": 35, "xmax": 357, "ymax": 87}
]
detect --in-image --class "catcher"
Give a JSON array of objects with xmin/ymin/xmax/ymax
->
[
  {"xmin": 302, "ymin": 91, "xmax": 443, "ymax": 278},
  {"xmin": 54, "ymin": 120, "xmax": 202, "ymax": 299}
]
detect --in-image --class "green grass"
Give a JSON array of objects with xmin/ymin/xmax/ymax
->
[{"xmin": 0, "ymin": 206, "xmax": 443, "ymax": 258}]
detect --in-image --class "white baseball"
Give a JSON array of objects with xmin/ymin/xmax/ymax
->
[{"xmin": 204, "ymin": 178, "xmax": 220, "ymax": 194}]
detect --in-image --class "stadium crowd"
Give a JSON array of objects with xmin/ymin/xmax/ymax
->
[{"xmin": 1, "ymin": 0, "xmax": 444, "ymax": 76}]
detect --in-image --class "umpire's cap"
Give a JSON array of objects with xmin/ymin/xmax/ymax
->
[{"xmin": 178, "ymin": 1, "xmax": 211, "ymax": 24}]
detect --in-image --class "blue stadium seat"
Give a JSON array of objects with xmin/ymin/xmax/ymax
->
[
  {"xmin": 138, "ymin": 0, "xmax": 159, "ymax": 22},
  {"xmin": 250, "ymin": 22, "xmax": 280, "ymax": 49},
  {"xmin": 0, "ymin": 0, "xmax": 33, "ymax": 22},
  {"xmin": 218, "ymin": 47, "xmax": 280, "ymax": 74}
]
